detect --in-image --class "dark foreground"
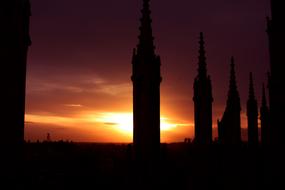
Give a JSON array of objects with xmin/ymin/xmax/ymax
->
[{"xmin": 1, "ymin": 142, "xmax": 284, "ymax": 190}]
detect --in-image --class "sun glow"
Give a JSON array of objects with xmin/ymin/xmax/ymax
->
[
  {"xmin": 86, "ymin": 112, "xmax": 180, "ymax": 134},
  {"xmin": 25, "ymin": 112, "xmax": 192, "ymax": 142},
  {"xmin": 89, "ymin": 112, "xmax": 133, "ymax": 133}
]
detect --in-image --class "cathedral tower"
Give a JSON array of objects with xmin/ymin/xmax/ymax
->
[
  {"xmin": 131, "ymin": 0, "xmax": 162, "ymax": 161},
  {"xmin": 193, "ymin": 32, "xmax": 213, "ymax": 145},
  {"xmin": 247, "ymin": 73, "xmax": 259, "ymax": 145},
  {"xmin": 1, "ymin": 0, "xmax": 31, "ymax": 148},
  {"xmin": 218, "ymin": 57, "xmax": 241, "ymax": 145},
  {"xmin": 267, "ymin": 0, "xmax": 285, "ymax": 145}
]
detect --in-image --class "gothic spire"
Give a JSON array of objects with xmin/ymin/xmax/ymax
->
[
  {"xmin": 229, "ymin": 57, "xmax": 238, "ymax": 95},
  {"xmin": 137, "ymin": 0, "xmax": 155, "ymax": 57},
  {"xmin": 225, "ymin": 56, "xmax": 240, "ymax": 109},
  {"xmin": 198, "ymin": 32, "xmax": 207, "ymax": 77},
  {"xmin": 218, "ymin": 56, "xmax": 241, "ymax": 145},
  {"xmin": 248, "ymin": 72, "xmax": 255, "ymax": 100}
]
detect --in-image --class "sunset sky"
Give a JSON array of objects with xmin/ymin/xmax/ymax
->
[{"xmin": 25, "ymin": 0, "xmax": 271, "ymax": 142}]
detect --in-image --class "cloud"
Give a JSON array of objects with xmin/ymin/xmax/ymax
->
[
  {"xmin": 64, "ymin": 104, "xmax": 83, "ymax": 107},
  {"xmin": 25, "ymin": 121, "xmax": 35, "ymax": 124},
  {"xmin": 104, "ymin": 122, "xmax": 118, "ymax": 126},
  {"xmin": 91, "ymin": 82, "xmax": 131, "ymax": 96},
  {"xmin": 27, "ymin": 74, "xmax": 131, "ymax": 97},
  {"xmin": 27, "ymin": 79, "xmax": 84, "ymax": 93}
]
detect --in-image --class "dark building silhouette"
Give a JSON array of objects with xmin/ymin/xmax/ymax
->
[
  {"xmin": 247, "ymin": 72, "xmax": 259, "ymax": 145},
  {"xmin": 131, "ymin": 0, "xmax": 162, "ymax": 161},
  {"xmin": 267, "ymin": 0, "xmax": 285, "ymax": 145},
  {"xmin": 1, "ymin": 0, "xmax": 31, "ymax": 150},
  {"xmin": 193, "ymin": 32, "xmax": 213, "ymax": 145},
  {"xmin": 218, "ymin": 57, "xmax": 241, "ymax": 145},
  {"xmin": 260, "ymin": 83, "xmax": 270, "ymax": 146}
]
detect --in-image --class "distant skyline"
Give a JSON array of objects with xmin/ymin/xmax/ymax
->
[{"xmin": 25, "ymin": 0, "xmax": 270, "ymax": 142}]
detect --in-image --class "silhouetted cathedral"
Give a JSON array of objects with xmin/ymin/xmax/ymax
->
[
  {"xmin": 267, "ymin": 0, "xmax": 285, "ymax": 146},
  {"xmin": 131, "ymin": 0, "xmax": 161, "ymax": 161},
  {"xmin": 1, "ymin": 0, "xmax": 31, "ymax": 149},
  {"xmin": 193, "ymin": 33, "xmax": 213, "ymax": 145},
  {"xmin": 218, "ymin": 57, "xmax": 241, "ymax": 145},
  {"xmin": 260, "ymin": 84, "xmax": 270, "ymax": 146},
  {"xmin": 247, "ymin": 73, "xmax": 258, "ymax": 145}
]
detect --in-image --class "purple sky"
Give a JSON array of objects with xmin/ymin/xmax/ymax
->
[{"xmin": 25, "ymin": 0, "xmax": 271, "ymax": 142}]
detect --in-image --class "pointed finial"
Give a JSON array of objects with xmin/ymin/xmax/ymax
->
[
  {"xmin": 262, "ymin": 83, "xmax": 267, "ymax": 107},
  {"xmin": 198, "ymin": 32, "xmax": 207, "ymax": 77},
  {"xmin": 137, "ymin": 0, "xmax": 155, "ymax": 56},
  {"xmin": 226, "ymin": 56, "xmax": 240, "ymax": 110},
  {"xmin": 228, "ymin": 56, "xmax": 239, "ymax": 97},
  {"xmin": 249, "ymin": 72, "xmax": 255, "ymax": 100},
  {"xmin": 199, "ymin": 32, "xmax": 206, "ymax": 60},
  {"xmin": 142, "ymin": 0, "xmax": 151, "ymax": 14}
]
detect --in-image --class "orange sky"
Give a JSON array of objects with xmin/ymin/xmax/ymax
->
[
  {"xmin": 24, "ymin": 78, "xmax": 249, "ymax": 142},
  {"xmin": 25, "ymin": 80, "xmax": 194, "ymax": 142}
]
